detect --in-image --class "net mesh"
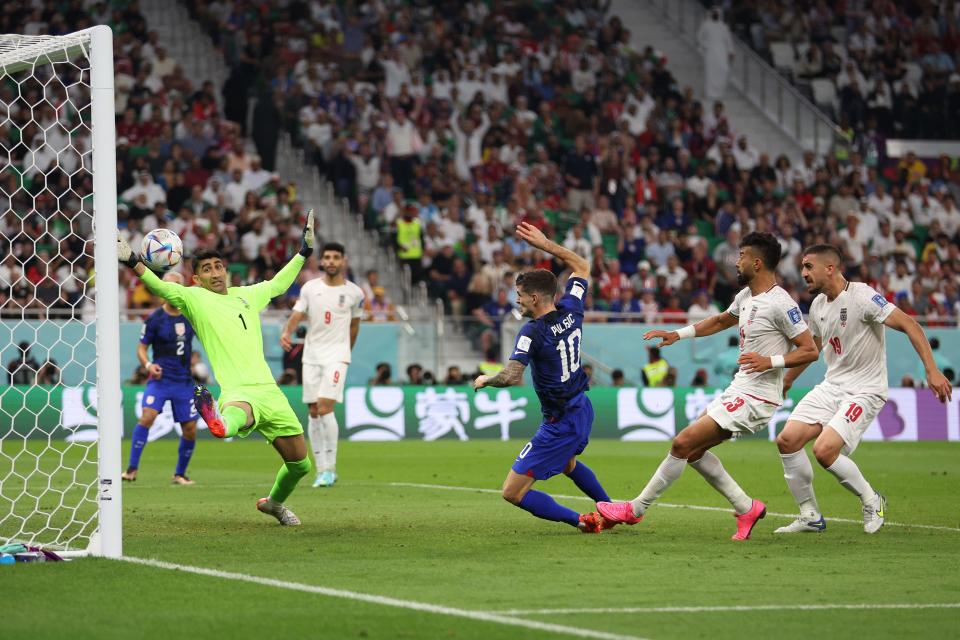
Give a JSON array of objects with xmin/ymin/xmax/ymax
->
[{"xmin": 0, "ymin": 32, "xmax": 99, "ymax": 551}]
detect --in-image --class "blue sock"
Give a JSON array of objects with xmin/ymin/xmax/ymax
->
[
  {"xmin": 517, "ymin": 490, "xmax": 580, "ymax": 527},
  {"xmin": 128, "ymin": 425, "xmax": 149, "ymax": 470},
  {"xmin": 174, "ymin": 437, "xmax": 196, "ymax": 477},
  {"xmin": 567, "ymin": 461, "xmax": 611, "ymax": 503}
]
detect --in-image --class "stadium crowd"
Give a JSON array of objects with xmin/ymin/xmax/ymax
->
[
  {"xmin": 725, "ymin": 0, "xmax": 960, "ymax": 139},
  {"xmin": 1, "ymin": 0, "xmax": 959, "ymax": 341}
]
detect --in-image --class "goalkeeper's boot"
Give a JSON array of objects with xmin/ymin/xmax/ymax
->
[
  {"xmin": 577, "ymin": 512, "xmax": 603, "ymax": 534},
  {"xmin": 863, "ymin": 492, "xmax": 886, "ymax": 534},
  {"xmin": 731, "ymin": 499, "xmax": 766, "ymax": 541},
  {"xmin": 194, "ymin": 385, "xmax": 226, "ymax": 438},
  {"xmin": 774, "ymin": 514, "xmax": 826, "ymax": 533},
  {"xmin": 596, "ymin": 501, "xmax": 643, "ymax": 525},
  {"xmin": 256, "ymin": 497, "xmax": 301, "ymax": 526},
  {"xmin": 121, "ymin": 468, "xmax": 138, "ymax": 482},
  {"xmin": 171, "ymin": 475, "xmax": 195, "ymax": 486}
]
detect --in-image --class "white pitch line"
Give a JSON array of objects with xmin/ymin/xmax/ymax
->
[
  {"xmin": 388, "ymin": 482, "xmax": 960, "ymax": 533},
  {"xmin": 493, "ymin": 603, "xmax": 960, "ymax": 616},
  {"xmin": 120, "ymin": 556, "xmax": 646, "ymax": 640}
]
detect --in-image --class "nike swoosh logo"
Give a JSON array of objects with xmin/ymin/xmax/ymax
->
[{"xmin": 876, "ymin": 507, "xmax": 884, "ymax": 518}]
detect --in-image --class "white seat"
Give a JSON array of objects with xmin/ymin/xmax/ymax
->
[
  {"xmin": 769, "ymin": 41, "xmax": 796, "ymax": 73},
  {"xmin": 811, "ymin": 78, "xmax": 838, "ymax": 112},
  {"xmin": 904, "ymin": 62, "xmax": 923, "ymax": 91}
]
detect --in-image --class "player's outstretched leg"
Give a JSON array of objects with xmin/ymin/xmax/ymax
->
[
  {"xmin": 814, "ymin": 428, "xmax": 885, "ymax": 533},
  {"xmin": 503, "ymin": 470, "xmax": 598, "ymax": 533},
  {"xmin": 258, "ymin": 435, "xmax": 311, "ymax": 526},
  {"xmin": 194, "ymin": 385, "xmax": 227, "ymax": 438},
  {"xmin": 564, "ymin": 459, "xmax": 616, "ymax": 530}
]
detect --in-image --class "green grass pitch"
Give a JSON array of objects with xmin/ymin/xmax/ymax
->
[{"xmin": 3, "ymin": 439, "xmax": 960, "ymax": 639}]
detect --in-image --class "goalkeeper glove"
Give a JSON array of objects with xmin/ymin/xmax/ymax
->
[
  {"xmin": 299, "ymin": 208, "xmax": 316, "ymax": 258},
  {"xmin": 117, "ymin": 236, "xmax": 140, "ymax": 268}
]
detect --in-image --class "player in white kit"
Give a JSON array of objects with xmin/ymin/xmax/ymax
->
[
  {"xmin": 598, "ymin": 233, "xmax": 819, "ymax": 539},
  {"xmin": 281, "ymin": 242, "xmax": 364, "ymax": 487},
  {"xmin": 775, "ymin": 245, "xmax": 952, "ymax": 534}
]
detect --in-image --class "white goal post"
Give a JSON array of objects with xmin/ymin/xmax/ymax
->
[{"xmin": 0, "ymin": 26, "xmax": 121, "ymax": 557}]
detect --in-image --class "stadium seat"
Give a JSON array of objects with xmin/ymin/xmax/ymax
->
[
  {"xmin": 811, "ymin": 78, "xmax": 838, "ymax": 113},
  {"xmin": 601, "ymin": 233, "xmax": 619, "ymax": 258},
  {"xmin": 769, "ymin": 42, "xmax": 796, "ymax": 74}
]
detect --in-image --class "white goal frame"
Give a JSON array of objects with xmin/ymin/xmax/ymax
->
[{"xmin": 0, "ymin": 25, "xmax": 121, "ymax": 558}]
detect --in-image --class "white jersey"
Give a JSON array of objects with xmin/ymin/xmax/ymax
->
[
  {"xmin": 808, "ymin": 282, "xmax": 894, "ymax": 396},
  {"xmin": 293, "ymin": 278, "xmax": 365, "ymax": 365},
  {"xmin": 726, "ymin": 285, "xmax": 808, "ymax": 404}
]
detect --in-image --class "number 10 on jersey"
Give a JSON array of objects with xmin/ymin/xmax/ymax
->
[{"xmin": 555, "ymin": 328, "xmax": 582, "ymax": 382}]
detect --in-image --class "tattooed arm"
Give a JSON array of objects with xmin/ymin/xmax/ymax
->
[{"xmin": 473, "ymin": 360, "xmax": 526, "ymax": 390}]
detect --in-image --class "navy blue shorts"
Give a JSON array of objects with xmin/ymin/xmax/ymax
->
[
  {"xmin": 511, "ymin": 393, "xmax": 594, "ymax": 481},
  {"xmin": 141, "ymin": 379, "xmax": 198, "ymax": 424}
]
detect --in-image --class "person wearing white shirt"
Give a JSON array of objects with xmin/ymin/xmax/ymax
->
[
  {"xmin": 731, "ymin": 135, "xmax": 759, "ymax": 171},
  {"xmin": 656, "ymin": 255, "xmax": 688, "ymax": 291},
  {"xmin": 563, "ymin": 224, "xmax": 594, "ymax": 261},
  {"xmin": 837, "ymin": 214, "xmax": 868, "ymax": 268},
  {"xmin": 908, "ymin": 183, "xmax": 944, "ymax": 227},
  {"xmin": 870, "ymin": 219, "xmax": 897, "ymax": 258},
  {"xmin": 242, "ymin": 157, "xmax": 272, "ymax": 194},
  {"xmin": 937, "ymin": 194, "xmax": 960, "ymax": 237},
  {"xmin": 380, "ymin": 50, "xmax": 410, "ymax": 98},
  {"xmin": 240, "ymin": 216, "xmax": 269, "ymax": 262},
  {"xmin": 223, "ymin": 169, "xmax": 248, "ymax": 213},
  {"xmin": 451, "ymin": 110, "xmax": 490, "ymax": 181},
  {"xmin": 121, "ymin": 171, "xmax": 167, "ymax": 208},
  {"xmin": 687, "ymin": 290, "xmax": 720, "ymax": 321},
  {"xmin": 476, "ymin": 224, "xmax": 504, "ymax": 264},
  {"xmin": 867, "ymin": 182, "xmax": 894, "ymax": 218},
  {"xmin": 854, "ymin": 198, "xmax": 880, "ymax": 239},
  {"xmin": 884, "ymin": 199, "xmax": 914, "ymax": 235},
  {"xmin": 836, "ymin": 61, "xmax": 867, "ymax": 90}
]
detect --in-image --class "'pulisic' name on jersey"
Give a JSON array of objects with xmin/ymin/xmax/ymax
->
[{"xmin": 550, "ymin": 313, "xmax": 576, "ymax": 337}]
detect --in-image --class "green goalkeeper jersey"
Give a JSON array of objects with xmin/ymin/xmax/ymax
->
[{"xmin": 139, "ymin": 255, "xmax": 305, "ymax": 390}]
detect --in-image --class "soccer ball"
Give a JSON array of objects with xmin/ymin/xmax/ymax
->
[{"xmin": 140, "ymin": 228, "xmax": 183, "ymax": 272}]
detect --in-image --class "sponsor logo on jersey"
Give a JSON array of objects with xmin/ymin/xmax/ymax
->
[
  {"xmin": 747, "ymin": 306, "xmax": 757, "ymax": 324},
  {"xmin": 174, "ymin": 322, "xmax": 186, "ymax": 335},
  {"xmin": 516, "ymin": 336, "xmax": 532, "ymax": 353},
  {"xmin": 570, "ymin": 282, "xmax": 585, "ymax": 300},
  {"xmin": 339, "ymin": 294, "xmax": 345, "ymax": 307},
  {"xmin": 871, "ymin": 293, "xmax": 888, "ymax": 308},
  {"xmin": 840, "ymin": 307, "xmax": 847, "ymax": 328},
  {"xmin": 788, "ymin": 307, "xmax": 802, "ymax": 324},
  {"xmin": 237, "ymin": 296, "xmax": 250, "ymax": 309}
]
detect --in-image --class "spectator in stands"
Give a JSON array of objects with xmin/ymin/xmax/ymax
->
[
  {"xmin": 642, "ymin": 346, "xmax": 670, "ymax": 387},
  {"xmin": 611, "ymin": 368, "xmax": 626, "ymax": 387},
  {"xmin": 7, "ymin": 342, "xmax": 41, "ymax": 385},
  {"xmin": 698, "ymin": 7, "xmax": 735, "ymax": 101}
]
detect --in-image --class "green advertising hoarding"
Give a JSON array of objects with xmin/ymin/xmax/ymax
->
[{"xmin": 4, "ymin": 385, "xmax": 954, "ymax": 443}]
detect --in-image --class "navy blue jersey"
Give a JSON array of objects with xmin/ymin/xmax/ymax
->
[
  {"xmin": 510, "ymin": 277, "xmax": 589, "ymax": 418},
  {"xmin": 140, "ymin": 308, "xmax": 195, "ymax": 384}
]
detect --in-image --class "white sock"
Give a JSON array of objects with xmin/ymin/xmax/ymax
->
[
  {"xmin": 320, "ymin": 412, "xmax": 339, "ymax": 473},
  {"xmin": 780, "ymin": 450, "xmax": 821, "ymax": 518},
  {"xmin": 826, "ymin": 455, "xmax": 875, "ymax": 504},
  {"xmin": 308, "ymin": 415, "xmax": 325, "ymax": 473},
  {"xmin": 689, "ymin": 451, "xmax": 753, "ymax": 515},
  {"xmin": 631, "ymin": 454, "xmax": 686, "ymax": 516}
]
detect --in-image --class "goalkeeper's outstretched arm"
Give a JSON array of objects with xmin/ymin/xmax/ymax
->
[
  {"xmin": 515, "ymin": 221, "xmax": 590, "ymax": 281},
  {"xmin": 262, "ymin": 209, "xmax": 315, "ymax": 298}
]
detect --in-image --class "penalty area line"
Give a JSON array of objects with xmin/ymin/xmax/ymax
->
[
  {"xmin": 492, "ymin": 603, "xmax": 960, "ymax": 615},
  {"xmin": 388, "ymin": 482, "xmax": 960, "ymax": 533},
  {"xmin": 119, "ymin": 556, "xmax": 647, "ymax": 640}
]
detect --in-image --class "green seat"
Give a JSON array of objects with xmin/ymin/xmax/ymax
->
[
  {"xmin": 227, "ymin": 263, "xmax": 249, "ymax": 279},
  {"xmin": 601, "ymin": 233, "xmax": 619, "ymax": 258}
]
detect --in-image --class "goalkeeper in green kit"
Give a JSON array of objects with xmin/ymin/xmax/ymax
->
[{"xmin": 117, "ymin": 211, "xmax": 316, "ymax": 526}]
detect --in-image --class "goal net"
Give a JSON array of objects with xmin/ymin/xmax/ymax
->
[{"xmin": 0, "ymin": 27, "xmax": 121, "ymax": 557}]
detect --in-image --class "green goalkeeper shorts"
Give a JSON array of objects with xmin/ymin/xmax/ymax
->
[{"xmin": 217, "ymin": 384, "xmax": 303, "ymax": 443}]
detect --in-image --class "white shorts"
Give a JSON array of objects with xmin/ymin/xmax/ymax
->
[
  {"xmin": 706, "ymin": 388, "xmax": 780, "ymax": 435},
  {"xmin": 790, "ymin": 382, "xmax": 886, "ymax": 455},
  {"xmin": 302, "ymin": 362, "xmax": 348, "ymax": 404}
]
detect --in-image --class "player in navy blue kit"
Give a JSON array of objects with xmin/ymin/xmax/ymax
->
[
  {"xmin": 474, "ymin": 222, "xmax": 613, "ymax": 533},
  {"xmin": 122, "ymin": 272, "xmax": 201, "ymax": 485}
]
